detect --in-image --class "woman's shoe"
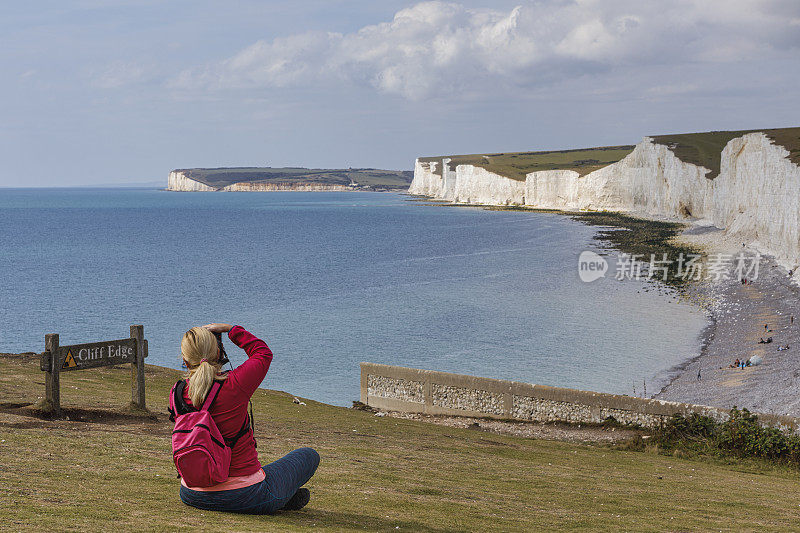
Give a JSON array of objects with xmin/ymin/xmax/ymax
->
[{"xmin": 282, "ymin": 488, "xmax": 310, "ymax": 511}]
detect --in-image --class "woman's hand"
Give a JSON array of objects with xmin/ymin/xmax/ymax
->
[{"xmin": 202, "ymin": 323, "xmax": 233, "ymax": 333}]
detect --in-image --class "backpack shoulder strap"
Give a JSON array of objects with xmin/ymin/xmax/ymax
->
[
  {"xmin": 168, "ymin": 381, "xmax": 177, "ymax": 421},
  {"xmin": 171, "ymin": 379, "xmax": 194, "ymax": 418},
  {"xmin": 171, "ymin": 379, "xmax": 222, "ymax": 416},
  {"xmin": 200, "ymin": 381, "xmax": 223, "ymax": 412},
  {"xmin": 226, "ymin": 414, "xmax": 251, "ymax": 448}
]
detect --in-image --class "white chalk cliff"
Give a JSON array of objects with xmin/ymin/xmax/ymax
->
[
  {"xmin": 166, "ymin": 170, "xmax": 350, "ymax": 192},
  {"xmin": 410, "ymin": 133, "xmax": 800, "ymax": 268},
  {"xmin": 222, "ymin": 182, "xmax": 349, "ymax": 192},
  {"xmin": 166, "ymin": 171, "xmax": 216, "ymax": 192}
]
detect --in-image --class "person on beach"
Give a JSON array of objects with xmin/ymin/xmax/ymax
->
[{"xmin": 171, "ymin": 323, "xmax": 319, "ymax": 514}]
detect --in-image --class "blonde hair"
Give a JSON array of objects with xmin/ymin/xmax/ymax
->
[{"xmin": 181, "ymin": 327, "xmax": 227, "ymax": 407}]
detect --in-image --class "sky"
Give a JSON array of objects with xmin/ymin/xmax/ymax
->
[{"xmin": 1, "ymin": 0, "xmax": 798, "ymax": 186}]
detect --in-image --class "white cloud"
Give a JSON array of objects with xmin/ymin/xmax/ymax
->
[
  {"xmin": 170, "ymin": 0, "xmax": 800, "ymax": 100},
  {"xmin": 92, "ymin": 61, "xmax": 149, "ymax": 89}
]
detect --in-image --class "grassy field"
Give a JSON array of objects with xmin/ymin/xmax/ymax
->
[
  {"xmin": 417, "ymin": 146, "xmax": 636, "ymax": 181},
  {"xmin": 175, "ymin": 167, "xmax": 413, "ymax": 190},
  {"xmin": 650, "ymin": 126, "xmax": 800, "ymax": 179},
  {"xmin": 2, "ymin": 354, "xmax": 800, "ymax": 532}
]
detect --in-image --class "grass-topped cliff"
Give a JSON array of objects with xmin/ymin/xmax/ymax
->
[
  {"xmin": 418, "ymin": 145, "xmax": 636, "ymax": 181},
  {"xmin": 173, "ymin": 167, "xmax": 413, "ymax": 190},
  {"xmin": 4, "ymin": 353, "xmax": 800, "ymax": 531},
  {"xmin": 650, "ymin": 127, "xmax": 800, "ymax": 179},
  {"xmin": 418, "ymin": 126, "xmax": 800, "ymax": 182}
]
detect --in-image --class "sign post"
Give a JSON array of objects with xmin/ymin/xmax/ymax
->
[
  {"xmin": 130, "ymin": 325, "xmax": 147, "ymax": 410},
  {"xmin": 43, "ymin": 333, "xmax": 60, "ymax": 415},
  {"xmin": 39, "ymin": 325, "xmax": 149, "ymax": 416}
]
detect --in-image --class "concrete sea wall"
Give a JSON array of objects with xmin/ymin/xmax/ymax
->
[{"xmin": 361, "ymin": 363, "xmax": 800, "ymax": 433}]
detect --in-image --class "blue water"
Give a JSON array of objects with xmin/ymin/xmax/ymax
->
[{"xmin": 0, "ymin": 189, "xmax": 707, "ymax": 406}]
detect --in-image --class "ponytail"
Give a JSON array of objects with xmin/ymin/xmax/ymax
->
[
  {"xmin": 180, "ymin": 326, "xmax": 228, "ymax": 407},
  {"xmin": 188, "ymin": 361, "xmax": 218, "ymax": 406}
]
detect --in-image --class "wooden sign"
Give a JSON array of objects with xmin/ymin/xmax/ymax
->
[
  {"xmin": 46, "ymin": 338, "xmax": 137, "ymax": 372},
  {"xmin": 39, "ymin": 325, "xmax": 148, "ymax": 416}
]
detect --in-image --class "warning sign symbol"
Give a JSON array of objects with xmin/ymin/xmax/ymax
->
[{"xmin": 63, "ymin": 351, "xmax": 77, "ymax": 369}]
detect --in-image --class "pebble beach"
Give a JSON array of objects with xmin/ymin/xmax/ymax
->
[{"xmin": 656, "ymin": 231, "xmax": 800, "ymax": 417}]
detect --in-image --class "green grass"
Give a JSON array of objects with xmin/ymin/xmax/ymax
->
[
  {"xmin": 175, "ymin": 167, "xmax": 413, "ymax": 190},
  {"xmin": 3, "ymin": 354, "xmax": 800, "ymax": 531},
  {"xmin": 650, "ymin": 126, "xmax": 800, "ymax": 179},
  {"xmin": 418, "ymin": 127, "xmax": 800, "ymax": 183},
  {"xmin": 418, "ymin": 146, "xmax": 636, "ymax": 181}
]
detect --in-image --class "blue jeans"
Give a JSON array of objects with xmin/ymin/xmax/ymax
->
[{"xmin": 180, "ymin": 447, "xmax": 320, "ymax": 514}]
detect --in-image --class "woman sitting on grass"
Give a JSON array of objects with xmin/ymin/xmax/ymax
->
[{"xmin": 172, "ymin": 323, "xmax": 319, "ymax": 514}]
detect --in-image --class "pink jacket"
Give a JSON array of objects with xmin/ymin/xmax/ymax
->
[{"xmin": 180, "ymin": 325, "xmax": 273, "ymax": 477}]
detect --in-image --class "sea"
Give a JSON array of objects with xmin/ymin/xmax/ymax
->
[{"xmin": 0, "ymin": 189, "xmax": 708, "ymax": 406}]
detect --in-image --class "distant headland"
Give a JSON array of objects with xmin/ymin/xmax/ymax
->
[{"xmin": 167, "ymin": 167, "xmax": 413, "ymax": 192}]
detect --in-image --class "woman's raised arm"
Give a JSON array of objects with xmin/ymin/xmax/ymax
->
[{"xmin": 226, "ymin": 325, "xmax": 274, "ymax": 397}]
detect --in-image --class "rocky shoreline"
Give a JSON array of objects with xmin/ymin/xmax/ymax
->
[{"xmin": 655, "ymin": 244, "xmax": 800, "ymax": 416}]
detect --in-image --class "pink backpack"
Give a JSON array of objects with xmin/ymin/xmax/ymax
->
[{"xmin": 168, "ymin": 380, "xmax": 249, "ymax": 487}]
